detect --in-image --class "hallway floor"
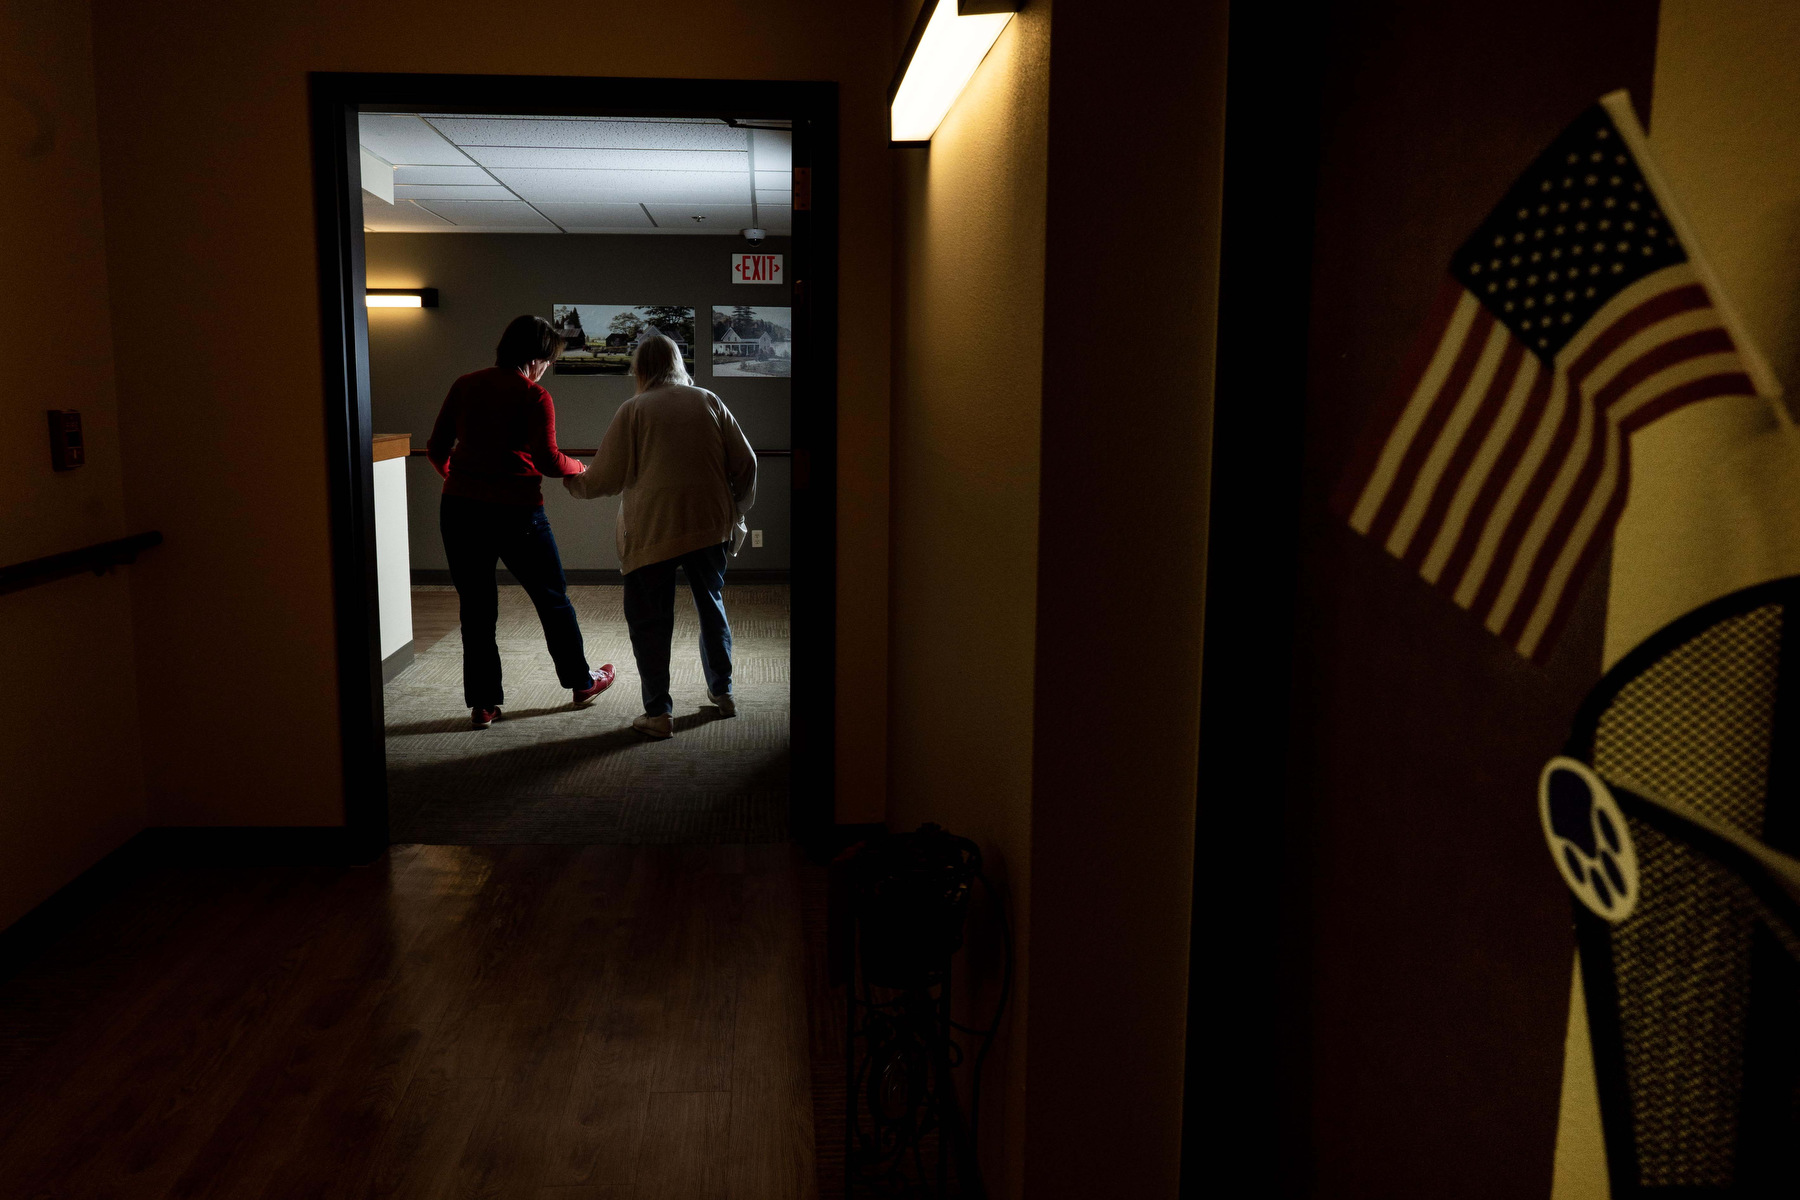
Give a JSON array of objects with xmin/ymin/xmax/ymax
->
[
  {"xmin": 0, "ymin": 843, "xmax": 818, "ymax": 1199},
  {"xmin": 388, "ymin": 585, "xmax": 790, "ymax": 844}
]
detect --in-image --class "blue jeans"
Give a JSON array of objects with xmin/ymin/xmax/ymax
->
[
  {"xmin": 440, "ymin": 494, "xmax": 590, "ymax": 707},
  {"xmin": 623, "ymin": 543, "xmax": 733, "ymax": 716}
]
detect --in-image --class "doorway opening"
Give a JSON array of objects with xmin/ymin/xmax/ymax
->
[{"xmin": 310, "ymin": 74, "xmax": 839, "ymax": 857}]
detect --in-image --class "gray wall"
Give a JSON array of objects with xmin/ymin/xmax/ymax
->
[{"xmin": 364, "ymin": 232, "xmax": 793, "ymax": 571}]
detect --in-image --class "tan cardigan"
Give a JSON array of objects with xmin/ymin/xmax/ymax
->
[{"xmin": 563, "ymin": 383, "xmax": 757, "ymax": 574}]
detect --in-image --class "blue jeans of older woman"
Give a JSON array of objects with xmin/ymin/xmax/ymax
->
[{"xmin": 622, "ymin": 543, "xmax": 732, "ymax": 717}]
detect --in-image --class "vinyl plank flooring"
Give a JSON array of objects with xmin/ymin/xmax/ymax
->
[
  {"xmin": 411, "ymin": 586, "xmax": 462, "ymax": 656},
  {"xmin": 632, "ymin": 1091, "xmax": 731, "ymax": 1200},
  {"xmin": 727, "ymin": 852, "xmax": 818, "ymax": 1200},
  {"xmin": 0, "ymin": 843, "xmax": 819, "ymax": 1199}
]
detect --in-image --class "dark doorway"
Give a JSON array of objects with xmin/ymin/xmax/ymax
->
[{"xmin": 309, "ymin": 73, "xmax": 839, "ymax": 859}]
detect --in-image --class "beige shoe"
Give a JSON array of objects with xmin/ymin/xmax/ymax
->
[
  {"xmin": 706, "ymin": 689, "xmax": 737, "ymax": 718},
  {"xmin": 632, "ymin": 712, "xmax": 674, "ymax": 739}
]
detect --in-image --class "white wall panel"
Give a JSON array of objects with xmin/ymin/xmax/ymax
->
[
  {"xmin": 413, "ymin": 200, "xmax": 556, "ymax": 228},
  {"xmin": 428, "ymin": 117, "xmax": 747, "ymax": 151},
  {"xmin": 373, "ymin": 455, "xmax": 413, "ymax": 661},
  {"xmin": 394, "ymin": 184, "xmax": 516, "ymax": 201},
  {"xmin": 492, "ymin": 168, "xmax": 750, "ymax": 203},
  {"xmin": 536, "ymin": 203, "xmax": 654, "ymax": 228},
  {"xmin": 644, "ymin": 203, "xmax": 757, "ymax": 228},
  {"xmin": 465, "ymin": 146, "xmax": 749, "ymax": 172},
  {"xmin": 358, "ymin": 114, "xmax": 474, "ymax": 166}
]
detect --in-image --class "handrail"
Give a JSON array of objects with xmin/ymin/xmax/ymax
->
[
  {"xmin": 405, "ymin": 447, "xmax": 794, "ymax": 458},
  {"xmin": 0, "ymin": 532, "xmax": 164, "ymax": 597}
]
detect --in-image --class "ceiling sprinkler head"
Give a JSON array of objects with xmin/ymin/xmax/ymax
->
[{"xmin": 690, "ymin": 214, "xmax": 706, "ymax": 223}]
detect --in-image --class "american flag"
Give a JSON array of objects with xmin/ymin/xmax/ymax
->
[{"xmin": 1341, "ymin": 93, "xmax": 1778, "ymax": 662}]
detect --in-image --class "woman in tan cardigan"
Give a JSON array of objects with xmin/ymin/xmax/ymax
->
[{"xmin": 563, "ymin": 335, "xmax": 757, "ymax": 739}]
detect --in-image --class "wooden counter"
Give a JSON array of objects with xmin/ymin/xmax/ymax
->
[{"xmin": 372, "ymin": 433, "xmax": 411, "ymax": 463}]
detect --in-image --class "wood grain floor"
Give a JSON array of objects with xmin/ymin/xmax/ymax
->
[
  {"xmin": 0, "ymin": 844, "xmax": 818, "ymax": 1199},
  {"xmin": 411, "ymin": 586, "xmax": 461, "ymax": 656}
]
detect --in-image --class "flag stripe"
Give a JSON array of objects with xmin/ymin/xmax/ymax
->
[
  {"xmin": 1421, "ymin": 352, "xmax": 1541, "ymax": 585},
  {"xmin": 1401, "ymin": 336, "xmax": 1528, "ymax": 572},
  {"xmin": 1504, "ymin": 356, "xmax": 1749, "ymax": 648},
  {"xmin": 1436, "ymin": 363, "xmax": 1553, "ymax": 597},
  {"xmin": 1519, "ymin": 370, "xmax": 1757, "ymax": 660},
  {"xmin": 1496, "ymin": 329, "xmax": 1740, "ymax": 640},
  {"xmin": 1364, "ymin": 306, "xmax": 1497, "ymax": 546},
  {"xmin": 1465, "ymin": 276, "xmax": 1712, "ymax": 625},
  {"xmin": 1564, "ymin": 283, "xmax": 1710, "ymax": 381},
  {"xmin": 1388, "ymin": 321, "xmax": 1513, "ymax": 558},
  {"xmin": 1336, "ymin": 279, "xmax": 1470, "ymax": 524}
]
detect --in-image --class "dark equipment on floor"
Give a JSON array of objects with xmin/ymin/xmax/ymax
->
[{"xmin": 836, "ymin": 823, "xmax": 1012, "ymax": 1198}]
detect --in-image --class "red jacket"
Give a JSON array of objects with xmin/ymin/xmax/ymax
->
[{"xmin": 426, "ymin": 367, "xmax": 584, "ymax": 506}]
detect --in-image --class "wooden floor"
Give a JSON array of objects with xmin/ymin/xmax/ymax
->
[
  {"xmin": 0, "ymin": 844, "xmax": 818, "ymax": 1199},
  {"xmin": 411, "ymin": 586, "xmax": 461, "ymax": 656}
]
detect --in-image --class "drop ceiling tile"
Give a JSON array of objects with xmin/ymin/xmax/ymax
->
[
  {"xmin": 749, "ymin": 129, "xmax": 792, "ymax": 171},
  {"xmin": 536, "ymin": 203, "xmax": 654, "ymax": 228},
  {"xmin": 421, "ymin": 113, "xmax": 723, "ymax": 122},
  {"xmin": 413, "ymin": 200, "xmax": 556, "ymax": 229},
  {"xmin": 358, "ymin": 115, "xmax": 474, "ymax": 167},
  {"xmin": 491, "ymin": 168, "xmax": 750, "ymax": 204},
  {"xmin": 394, "ymin": 165, "xmax": 495, "ymax": 186},
  {"xmin": 394, "ymin": 184, "xmax": 516, "ymax": 201},
  {"xmin": 464, "ymin": 146, "xmax": 749, "ymax": 172},
  {"xmin": 643, "ymin": 203, "xmax": 756, "ymax": 230},
  {"xmin": 755, "ymin": 191, "xmax": 793, "ymax": 212},
  {"xmin": 428, "ymin": 117, "xmax": 747, "ymax": 152},
  {"xmin": 754, "ymin": 171, "xmax": 790, "ymax": 194},
  {"xmin": 361, "ymin": 195, "xmax": 454, "ymax": 231}
]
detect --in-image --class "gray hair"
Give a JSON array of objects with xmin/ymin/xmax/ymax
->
[{"xmin": 630, "ymin": 334, "xmax": 691, "ymax": 392}]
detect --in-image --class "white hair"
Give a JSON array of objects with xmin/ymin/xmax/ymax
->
[{"xmin": 631, "ymin": 334, "xmax": 691, "ymax": 392}]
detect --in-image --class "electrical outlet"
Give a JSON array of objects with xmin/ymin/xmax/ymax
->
[{"xmin": 751, "ymin": 529, "xmax": 763, "ymax": 548}]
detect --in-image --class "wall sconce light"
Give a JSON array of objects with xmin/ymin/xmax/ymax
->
[
  {"xmin": 366, "ymin": 288, "xmax": 438, "ymax": 309},
  {"xmin": 889, "ymin": 0, "xmax": 1021, "ymax": 146}
]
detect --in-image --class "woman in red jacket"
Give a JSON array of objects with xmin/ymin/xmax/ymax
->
[{"xmin": 427, "ymin": 315, "xmax": 614, "ymax": 728}]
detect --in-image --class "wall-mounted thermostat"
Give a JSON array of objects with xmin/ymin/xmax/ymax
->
[{"xmin": 47, "ymin": 409, "xmax": 83, "ymax": 471}]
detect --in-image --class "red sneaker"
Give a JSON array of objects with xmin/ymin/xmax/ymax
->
[
  {"xmin": 573, "ymin": 664, "xmax": 615, "ymax": 706},
  {"xmin": 471, "ymin": 706, "xmax": 500, "ymax": 729}
]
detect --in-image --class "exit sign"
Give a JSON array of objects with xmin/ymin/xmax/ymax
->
[{"xmin": 732, "ymin": 253, "xmax": 783, "ymax": 284}]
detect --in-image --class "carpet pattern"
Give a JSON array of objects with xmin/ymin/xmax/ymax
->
[{"xmin": 385, "ymin": 584, "xmax": 790, "ymax": 844}]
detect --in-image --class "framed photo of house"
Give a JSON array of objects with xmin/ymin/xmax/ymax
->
[
  {"xmin": 711, "ymin": 306, "xmax": 792, "ymax": 378},
  {"xmin": 551, "ymin": 304, "xmax": 696, "ymax": 375}
]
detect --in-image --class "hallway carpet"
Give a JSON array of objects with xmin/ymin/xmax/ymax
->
[
  {"xmin": 386, "ymin": 584, "xmax": 790, "ymax": 844},
  {"xmin": 0, "ymin": 844, "xmax": 818, "ymax": 1199}
]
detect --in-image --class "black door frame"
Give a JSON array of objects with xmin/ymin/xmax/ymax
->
[
  {"xmin": 1180, "ymin": 1, "xmax": 1324, "ymax": 1193},
  {"xmin": 308, "ymin": 71, "xmax": 840, "ymax": 861}
]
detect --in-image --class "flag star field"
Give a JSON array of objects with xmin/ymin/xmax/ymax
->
[{"xmin": 1449, "ymin": 106, "xmax": 1685, "ymax": 360}]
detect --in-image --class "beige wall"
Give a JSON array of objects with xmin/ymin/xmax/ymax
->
[
  {"xmin": 1604, "ymin": 0, "xmax": 1800, "ymax": 666},
  {"xmin": 1020, "ymin": 1, "xmax": 1222, "ymax": 1193},
  {"xmin": 1555, "ymin": 3, "xmax": 1800, "ymax": 1194},
  {"xmin": 0, "ymin": 0, "xmax": 147, "ymax": 927},
  {"xmin": 86, "ymin": 0, "xmax": 894, "ymax": 826},
  {"xmin": 887, "ymin": 4, "xmax": 1050, "ymax": 1192},
  {"xmin": 885, "ymin": 0, "xmax": 1223, "ymax": 1194}
]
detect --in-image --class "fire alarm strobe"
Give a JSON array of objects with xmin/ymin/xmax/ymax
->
[{"xmin": 48, "ymin": 409, "xmax": 83, "ymax": 471}]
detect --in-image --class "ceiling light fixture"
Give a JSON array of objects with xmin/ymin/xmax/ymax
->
[
  {"xmin": 889, "ymin": 0, "xmax": 1021, "ymax": 145},
  {"xmin": 366, "ymin": 288, "xmax": 438, "ymax": 309}
]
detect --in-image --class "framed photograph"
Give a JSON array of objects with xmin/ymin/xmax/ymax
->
[
  {"xmin": 711, "ymin": 306, "xmax": 792, "ymax": 378},
  {"xmin": 551, "ymin": 304, "xmax": 696, "ymax": 375}
]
